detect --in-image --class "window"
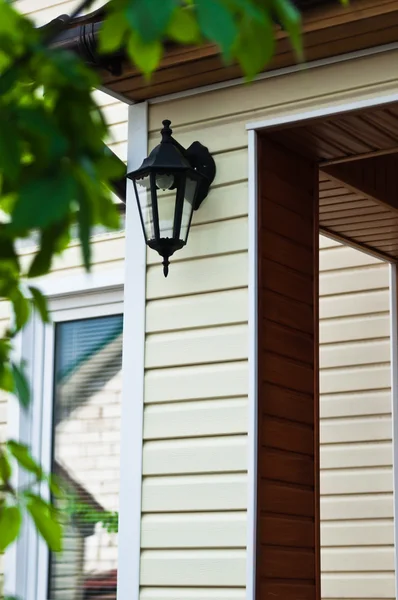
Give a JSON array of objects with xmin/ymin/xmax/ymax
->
[
  {"xmin": 49, "ymin": 314, "xmax": 123, "ymax": 600},
  {"xmin": 6, "ymin": 286, "xmax": 124, "ymax": 600}
]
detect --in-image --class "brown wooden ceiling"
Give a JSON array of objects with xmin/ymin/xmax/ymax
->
[
  {"xmin": 98, "ymin": 0, "xmax": 398, "ymax": 102},
  {"xmin": 265, "ymin": 102, "xmax": 398, "ymax": 262}
]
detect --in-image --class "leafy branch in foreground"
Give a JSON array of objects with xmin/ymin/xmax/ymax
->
[{"xmin": 0, "ymin": 441, "xmax": 63, "ymax": 553}]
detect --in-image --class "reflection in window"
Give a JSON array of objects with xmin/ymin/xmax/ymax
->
[{"xmin": 49, "ymin": 314, "xmax": 123, "ymax": 600}]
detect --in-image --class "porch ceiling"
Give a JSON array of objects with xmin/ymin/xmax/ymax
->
[{"xmin": 266, "ymin": 102, "xmax": 398, "ymax": 262}]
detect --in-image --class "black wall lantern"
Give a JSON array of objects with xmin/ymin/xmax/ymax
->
[{"xmin": 127, "ymin": 120, "xmax": 216, "ymax": 276}]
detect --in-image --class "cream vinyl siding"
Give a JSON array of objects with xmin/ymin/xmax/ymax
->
[
  {"xmin": 319, "ymin": 237, "xmax": 394, "ymax": 599},
  {"xmin": 145, "ymin": 49, "xmax": 398, "ymax": 600}
]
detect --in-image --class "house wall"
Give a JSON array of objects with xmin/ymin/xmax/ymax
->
[{"xmin": 4, "ymin": 2, "xmax": 398, "ymax": 597}]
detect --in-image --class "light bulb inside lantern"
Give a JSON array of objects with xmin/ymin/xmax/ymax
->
[{"xmin": 156, "ymin": 173, "xmax": 174, "ymax": 190}]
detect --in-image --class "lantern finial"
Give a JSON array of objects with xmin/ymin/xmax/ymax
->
[
  {"xmin": 162, "ymin": 257, "xmax": 170, "ymax": 278},
  {"xmin": 161, "ymin": 120, "xmax": 172, "ymax": 141}
]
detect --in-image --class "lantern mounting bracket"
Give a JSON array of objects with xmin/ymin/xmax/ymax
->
[{"xmin": 185, "ymin": 141, "xmax": 216, "ymax": 210}]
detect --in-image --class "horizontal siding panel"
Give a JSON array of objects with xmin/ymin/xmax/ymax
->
[
  {"xmin": 192, "ymin": 182, "xmax": 247, "ymax": 224},
  {"xmin": 320, "ymin": 391, "xmax": 392, "ymax": 418},
  {"xmin": 102, "ymin": 103, "xmax": 129, "ymax": 127},
  {"xmin": 146, "ymin": 289, "xmax": 248, "ymax": 333},
  {"xmin": 213, "ymin": 149, "xmax": 247, "ymax": 187},
  {"xmin": 141, "ymin": 512, "xmax": 246, "ymax": 548},
  {"xmin": 321, "ymin": 416, "xmax": 392, "ymax": 444},
  {"xmin": 321, "ymin": 468, "xmax": 393, "ymax": 495},
  {"xmin": 321, "ymin": 520, "xmax": 394, "ymax": 546},
  {"xmin": 140, "ymin": 550, "xmax": 246, "ymax": 586},
  {"xmin": 147, "ymin": 217, "xmax": 248, "ymax": 265},
  {"xmin": 142, "ymin": 436, "xmax": 247, "ymax": 475},
  {"xmin": 320, "ymin": 365, "xmax": 390, "ymax": 394},
  {"xmin": 320, "ymin": 442, "xmax": 392, "ymax": 469},
  {"xmin": 20, "ymin": 234, "xmax": 125, "ymax": 273},
  {"xmin": 319, "ymin": 246, "xmax": 381, "ymax": 271},
  {"xmin": 140, "ymin": 589, "xmax": 245, "ymax": 600},
  {"xmin": 320, "ymin": 236, "xmax": 340, "ymax": 249},
  {"xmin": 320, "ymin": 290, "xmax": 389, "ymax": 319},
  {"xmin": 145, "ymin": 325, "xmax": 248, "ymax": 369},
  {"xmin": 143, "ymin": 398, "xmax": 248, "ymax": 440},
  {"xmin": 320, "ymin": 494, "xmax": 394, "ymax": 521},
  {"xmin": 145, "ymin": 361, "xmax": 248, "ymax": 404},
  {"xmin": 321, "ymin": 573, "xmax": 395, "ymax": 598},
  {"xmin": 142, "ymin": 474, "xmax": 247, "ymax": 512},
  {"xmin": 149, "ymin": 117, "xmax": 248, "ymax": 155},
  {"xmin": 147, "ymin": 252, "xmax": 248, "ymax": 299},
  {"xmin": 321, "ymin": 547, "xmax": 395, "ymax": 572},
  {"xmin": 320, "ymin": 314, "xmax": 390, "ymax": 344},
  {"xmin": 320, "ymin": 340, "xmax": 390, "ymax": 368},
  {"xmin": 320, "ymin": 266, "xmax": 389, "ymax": 296}
]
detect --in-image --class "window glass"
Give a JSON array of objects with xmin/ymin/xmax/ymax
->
[{"xmin": 49, "ymin": 314, "xmax": 123, "ymax": 600}]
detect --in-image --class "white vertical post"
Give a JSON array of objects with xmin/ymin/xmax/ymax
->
[
  {"xmin": 389, "ymin": 263, "xmax": 398, "ymax": 597},
  {"xmin": 117, "ymin": 101, "xmax": 148, "ymax": 600},
  {"xmin": 246, "ymin": 129, "xmax": 258, "ymax": 600}
]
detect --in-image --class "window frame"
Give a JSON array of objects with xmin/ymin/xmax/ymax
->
[{"xmin": 5, "ymin": 273, "xmax": 124, "ymax": 600}]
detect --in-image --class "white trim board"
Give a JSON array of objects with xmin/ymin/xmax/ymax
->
[
  {"xmin": 246, "ymin": 129, "xmax": 258, "ymax": 600},
  {"xmin": 390, "ymin": 265, "xmax": 398, "ymax": 596},
  {"xmin": 246, "ymin": 90, "xmax": 398, "ymax": 131},
  {"xmin": 116, "ymin": 101, "xmax": 148, "ymax": 600}
]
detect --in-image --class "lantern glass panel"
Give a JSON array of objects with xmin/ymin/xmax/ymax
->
[
  {"xmin": 155, "ymin": 182, "xmax": 176, "ymax": 240},
  {"xmin": 134, "ymin": 175, "xmax": 156, "ymax": 242},
  {"xmin": 180, "ymin": 175, "xmax": 198, "ymax": 242}
]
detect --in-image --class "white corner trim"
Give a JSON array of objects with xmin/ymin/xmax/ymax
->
[
  {"xmin": 246, "ymin": 91, "xmax": 398, "ymax": 131},
  {"xmin": 116, "ymin": 101, "xmax": 148, "ymax": 600},
  {"xmin": 389, "ymin": 264, "xmax": 398, "ymax": 592},
  {"xmin": 246, "ymin": 129, "xmax": 258, "ymax": 600},
  {"xmin": 149, "ymin": 42, "xmax": 398, "ymax": 105}
]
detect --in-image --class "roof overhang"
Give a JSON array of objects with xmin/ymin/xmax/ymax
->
[{"xmin": 45, "ymin": 0, "xmax": 398, "ymax": 104}]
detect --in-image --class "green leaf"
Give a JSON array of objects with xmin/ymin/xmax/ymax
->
[
  {"xmin": 48, "ymin": 474, "xmax": 64, "ymax": 498},
  {"xmin": 99, "ymin": 11, "xmax": 129, "ymax": 53},
  {"xmin": 127, "ymin": 32, "xmax": 163, "ymax": 78},
  {"xmin": 11, "ymin": 173, "xmax": 76, "ymax": 232},
  {"xmin": 0, "ymin": 113, "xmax": 21, "ymax": 182},
  {"xmin": 28, "ymin": 286, "xmax": 49, "ymax": 323},
  {"xmin": 167, "ymin": 7, "xmax": 200, "ymax": 43},
  {"xmin": 7, "ymin": 441, "xmax": 42, "ymax": 479},
  {"xmin": 0, "ymin": 449, "xmax": 12, "ymax": 483},
  {"xmin": 10, "ymin": 288, "xmax": 30, "ymax": 331},
  {"xmin": 0, "ymin": 506, "xmax": 22, "ymax": 552},
  {"xmin": 11, "ymin": 362, "xmax": 30, "ymax": 409},
  {"xmin": 196, "ymin": 0, "xmax": 237, "ymax": 58},
  {"xmin": 235, "ymin": 13, "xmax": 274, "ymax": 79},
  {"xmin": 125, "ymin": 0, "xmax": 177, "ymax": 43},
  {"xmin": 0, "ymin": 364, "xmax": 14, "ymax": 394},
  {"xmin": 26, "ymin": 494, "xmax": 62, "ymax": 552},
  {"xmin": 272, "ymin": 0, "xmax": 303, "ymax": 60},
  {"xmin": 28, "ymin": 220, "xmax": 71, "ymax": 278}
]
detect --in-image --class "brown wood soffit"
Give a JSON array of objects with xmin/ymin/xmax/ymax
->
[{"xmin": 50, "ymin": 0, "xmax": 398, "ymax": 102}]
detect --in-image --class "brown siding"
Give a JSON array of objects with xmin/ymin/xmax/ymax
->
[{"xmin": 257, "ymin": 137, "xmax": 320, "ymax": 600}]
